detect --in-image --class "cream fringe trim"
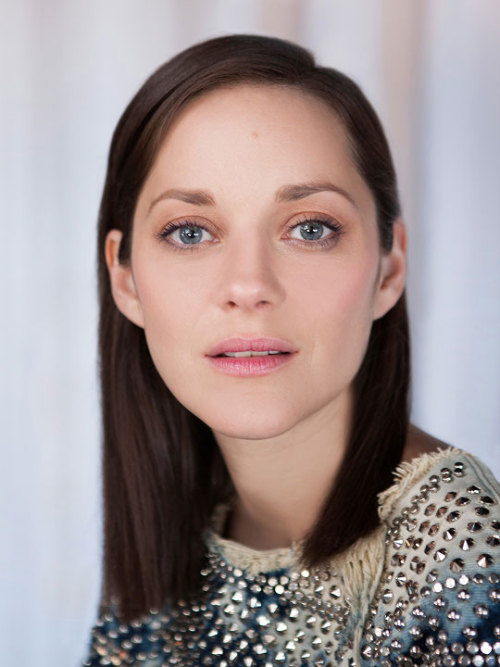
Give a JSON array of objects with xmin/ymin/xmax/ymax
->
[
  {"xmin": 206, "ymin": 532, "xmax": 298, "ymax": 575},
  {"xmin": 332, "ymin": 525, "xmax": 386, "ymax": 599},
  {"xmin": 206, "ymin": 522, "xmax": 386, "ymax": 595}
]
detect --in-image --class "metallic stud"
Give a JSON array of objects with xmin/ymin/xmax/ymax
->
[
  {"xmin": 450, "ymin": 558, "xmax": 465, "ymax": 572},
  {"xmin": 477, "ymin": 554, "xmax": 494, "ymax": 568},
  {"xmin": 460, "ymin": 538, "xmax": 475, "ymax": 551},
  {"xmin": 475, "ymin": 506, "xmax": 490, "ymax": 516},
  {"xmin": 474, "ymin": 604, "xmax": 489, "ymax": 618},
  {"xmin": 425, "ymin": 503, "xmax": 436, "ymax": 516},
  {"xmin": 467, "ymin": 522, "xmax": 483, "ymax": 532}
]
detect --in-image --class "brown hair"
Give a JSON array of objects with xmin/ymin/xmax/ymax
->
[{"xmin": 97, "ymin": 34, "xmax": 410, "ymax": 620}]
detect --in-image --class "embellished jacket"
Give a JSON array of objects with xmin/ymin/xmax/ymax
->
[{"xmin": 83, "ymin": 448, "xmax": 500, "ymax": 665}]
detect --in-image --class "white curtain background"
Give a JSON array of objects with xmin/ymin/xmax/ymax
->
[{"xmin": 1, "ymin": 1, "xmax": 499, "ymax": 665}]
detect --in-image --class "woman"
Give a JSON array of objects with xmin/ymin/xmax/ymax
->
[{"xmin": 83, "ymin": 34, "xmax": 499, "ymax": 665}]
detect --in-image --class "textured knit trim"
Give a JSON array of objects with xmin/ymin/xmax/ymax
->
[
  {"xmin": 332, "ymin": 525, "xmax": 386, "ymax": 599},
  {"xmin": 205, "ymin": 526, "xmax": 298, "ymax": 574}
]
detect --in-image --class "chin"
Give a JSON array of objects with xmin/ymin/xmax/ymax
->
[{"xmin": 201, "ymin": 410, "xmax": 298, "ymax": 442}]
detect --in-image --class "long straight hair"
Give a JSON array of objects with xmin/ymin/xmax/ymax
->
[{"xmin": 97, "ymin": 34, "xmax": 410, "ymax": 621}]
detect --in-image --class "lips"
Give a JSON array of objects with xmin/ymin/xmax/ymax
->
[
  {"xmin": 206, "ymin": 337, "xmax": 297, "ymax": 358},
  {"xmin": 206, "ymin": 337, "xmax": 297, "ymax": 377}
]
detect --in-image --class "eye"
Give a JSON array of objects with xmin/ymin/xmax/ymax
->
[
  {"xmin": 287, "ymin": 217, "xmax": 342, "ymax": 244},
  {"xmin": 159, "ymin": 221, "xmax": 214, "ymax": 247}
]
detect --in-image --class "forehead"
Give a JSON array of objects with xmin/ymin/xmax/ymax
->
[
  {"xmin": 137, "ymin": 83, "xmax": 374, "ymax": 217},
  {"xmin": 161, "ymin": 83, "xmax": 353, "ymax": 163}
]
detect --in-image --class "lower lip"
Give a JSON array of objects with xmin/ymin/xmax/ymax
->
[{"xmin": 207, "ymin": 353, "xmax": 295, "ymax": 377}]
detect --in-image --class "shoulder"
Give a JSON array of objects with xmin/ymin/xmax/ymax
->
[
  {"xmin": 378, "ymin": 445, "xmax": 500, "ymax": 525},
  {"xmin": 361, "ymin": 447, "xmax": 500, "ymax": 664}
]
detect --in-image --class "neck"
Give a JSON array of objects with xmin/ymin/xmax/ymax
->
[{"xmin": 214, "ymin": 390, "xmax": 352, "ymax": 550}]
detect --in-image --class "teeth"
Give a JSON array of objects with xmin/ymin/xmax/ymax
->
[{"xmin": 223, "ymin": 350, "xmax": 283, "ymax": 358}]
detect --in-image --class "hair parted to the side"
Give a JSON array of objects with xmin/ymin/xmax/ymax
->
[{"xmin": 97, "ymin": 34, "xmax": 410, "ymax": 621}]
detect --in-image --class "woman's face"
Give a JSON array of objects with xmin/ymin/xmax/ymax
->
[{"xmin": 107, "ymin": 84, "xmax": 406, "ymax": 440}]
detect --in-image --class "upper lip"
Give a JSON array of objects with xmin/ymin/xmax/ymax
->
[{"xmin": 206, "ymin": 337, "xmax": 298, "ymax": 357}]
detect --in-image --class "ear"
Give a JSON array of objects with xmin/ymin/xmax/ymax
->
[
  {"xmin": 104, "ymin": 230, "xmax": 145, "ymax": 328},
  {"xmin": 373, "ymin": 218, "xmax": 407, "ymax": 321}
]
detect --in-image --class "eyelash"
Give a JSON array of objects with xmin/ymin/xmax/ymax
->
[{"xmin": 157, "ymin": 215, "xmax": 344, "ymax": 251}]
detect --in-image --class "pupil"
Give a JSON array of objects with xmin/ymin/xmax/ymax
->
[
  {"xmin": 180, "ymin": 226, "xmax": 202, "ymax": 244},
  {"xmin": 300, "ymin": 222, "xmax": 323, "ymax": 241}
]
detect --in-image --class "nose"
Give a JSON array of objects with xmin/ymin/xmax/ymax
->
[{"xmin": 214, "ymin": 236, "xmax": 286, "ymax": 312}]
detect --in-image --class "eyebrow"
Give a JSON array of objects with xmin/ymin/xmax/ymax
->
[
  {"xmin": 148, "ymin": 181, "xmax": 358, "ymax": 213},
  {"xmin": 276, "ymin": 182, "xmax": 358, "ymax": 208}
]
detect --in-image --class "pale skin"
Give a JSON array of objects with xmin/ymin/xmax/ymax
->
[{"xmin": 105, "ymin": 84, "xmax": 448, "ymax": 551}]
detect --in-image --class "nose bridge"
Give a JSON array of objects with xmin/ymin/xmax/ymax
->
[{"xmin": 217, "ymin": 231, "xmax": 284, "ymax": 310}]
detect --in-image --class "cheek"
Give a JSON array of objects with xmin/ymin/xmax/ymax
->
[
  {"xmin": 298, "ymin": 254, "xmax": 379, "ymax": 335},
  {"xmin": 132, "ymin": 258, "xmax": 204, "ymax": 356},
  {"xmin": 335, "ymin": 263, "xmax": 378, "ymax": 323},
  {"xmin": 305, "ymin": 263, "xmax": 378, "ymax": 403}
]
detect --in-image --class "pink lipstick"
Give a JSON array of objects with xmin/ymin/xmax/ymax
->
[{"xmin": 206, "ymin": 337, "xmax": 297, "ymax": 377}]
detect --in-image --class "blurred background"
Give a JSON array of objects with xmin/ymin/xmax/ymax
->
[{"xmin": 1, "ymin": 0, "xmax": 499, "ymax": 664}]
